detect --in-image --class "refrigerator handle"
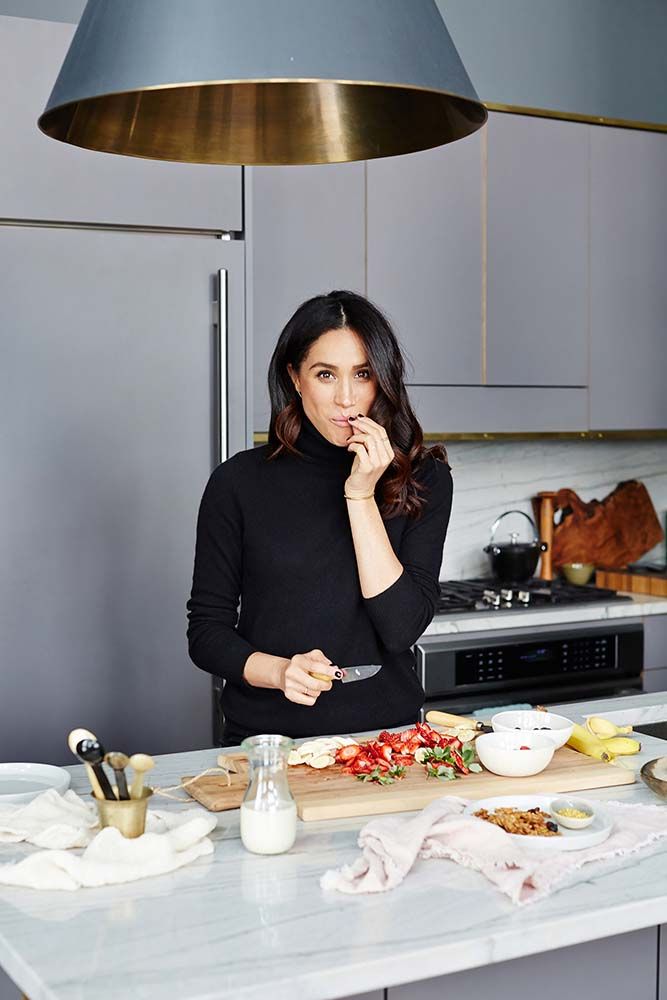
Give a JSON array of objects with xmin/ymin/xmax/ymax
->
[{"xmin": 217, "ymin": 268, "xmax": 228, "ymax": 465}]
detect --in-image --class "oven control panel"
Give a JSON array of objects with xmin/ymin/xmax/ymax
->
[
  {"xmin": 416, "ymin": 623, "xmax": 643, "ymax": 699},
  {"xmin": 458, "ymin": 634, "xmax": 615, "ymax": 686}
]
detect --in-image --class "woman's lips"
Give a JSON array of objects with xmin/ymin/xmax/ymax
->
[{"xmin": 331, "ymin": 417, "xmax": 352, "ymax": 426}]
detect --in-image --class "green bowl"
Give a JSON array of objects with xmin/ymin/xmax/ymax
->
[{"xmin": 561, "ymin": 563, "xmax": 595, "ymax": 586}]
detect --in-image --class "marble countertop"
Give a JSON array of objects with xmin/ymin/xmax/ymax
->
[
  {"xmin": 423, "ymin": 592, "xmax": 667, "ymax": 637},
  {"xmin": 3, "ymin": 693, "xmax": 667, "ymax": 1000}
]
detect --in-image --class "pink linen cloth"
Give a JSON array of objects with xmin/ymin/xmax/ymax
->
[{"xmin": 320, "ymin": 796, "xmax": 667, "ymax": 905}]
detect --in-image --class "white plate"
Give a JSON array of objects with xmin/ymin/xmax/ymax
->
[
  {"xmin": 0, "ymin": 763, "xmax": 70, "ymax": 804},
  {"xmin": 464, "ymin": 795, "xmax": 613, "ymax": 853}
]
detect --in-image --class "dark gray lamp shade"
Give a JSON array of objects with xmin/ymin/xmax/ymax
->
[{"xmin": 38, "ymin": 0, "xmax": 487, "ymax": 165}]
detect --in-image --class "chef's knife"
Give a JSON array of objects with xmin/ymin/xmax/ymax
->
[{"xmin": 310, "ymin": 664, "xmax": 382, "ymax": 684}]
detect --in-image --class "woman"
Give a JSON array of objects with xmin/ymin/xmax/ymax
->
[{"xmin": 187, "ymin": 290, "xmax": 452, "ymax": 746}]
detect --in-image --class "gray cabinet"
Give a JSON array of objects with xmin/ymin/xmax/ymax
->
[
  {"xmin": 367, "ymin": 133, "xmax": 483, "ymax": 386},
  {"xmin": 644, "ymin": 617, "xmax": 667, "ymax": 671},
  {"xmin": 389, "ymin": 926, "xmax": 657, "ymax": 1000},
  {"xmin": 487, "ymin": 113, "xmax": 588, "ymax": 387},
  {"xmin": 643, "ymin": 616, "xmax": 667, "ymax": 692},
  {"xmin": 248, "ymin": 162, "xmax": 366, "ymax": 432},
  {"xmin": 590, "ymin": 126, "xmax": 667, "ymax": 430},
  {"xmin": 1, "ymin": 14, "xmax": 242, "ymax": 230},
  {"xmin": 408, "ymin": 385, "xmax": 587, "ymax": 434}
]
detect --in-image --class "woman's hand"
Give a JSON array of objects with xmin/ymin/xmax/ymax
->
[
  {"xmin": 276, "ymin": 649, "xmax": 342, "ymax": 706},
  {"xmin": 345, "ymin": 415, "xmax": 394, "ymax": 498}
]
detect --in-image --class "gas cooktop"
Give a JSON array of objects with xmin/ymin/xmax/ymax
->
[{"xmin": 437, "ymin": 577, "xmax": 634, "ymax": 614}]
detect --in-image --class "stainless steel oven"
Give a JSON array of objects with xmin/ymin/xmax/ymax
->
[{"xmin": 415, "ymin": 618, "xmax": 644, "ymax": 717}]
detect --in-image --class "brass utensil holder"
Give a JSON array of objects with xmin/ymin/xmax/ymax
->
[{"xmin": 93, "ymin": 787, "xmax": 153, "ymax": 838}]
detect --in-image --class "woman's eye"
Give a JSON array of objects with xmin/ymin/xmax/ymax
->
[{"xmin": 315, "ymin": 369, "xmax": 371, "ymax": 380}]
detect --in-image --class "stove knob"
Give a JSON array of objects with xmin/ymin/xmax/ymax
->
[
  {"xmin": 482, "ymin": 589, "xmax": 501, "ymax": 608},
  {"xmin": 500, "ymin": 588, "xmax": 513, "ymax": 602},
  {"xmin": 518, "ymin": 590, "xmax": 531, "ymax": 605}
]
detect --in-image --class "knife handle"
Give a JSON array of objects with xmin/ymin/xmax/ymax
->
[
  {"xmin": 425, "ymin": 710, "xmax": 488, "ymax": 730},
  {"xmin": 309, "ymin": 671, "xmax": 334, "ymax": 683}
]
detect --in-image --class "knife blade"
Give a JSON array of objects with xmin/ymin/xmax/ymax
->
[
  {"xmin": 341, "ymin": 663, "xmax": 382, "ymax": 683},
  {"xmin": 309, "ymin": 664, "xmax": 382, "ymax": 684}
]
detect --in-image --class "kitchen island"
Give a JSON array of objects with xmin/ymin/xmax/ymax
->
[{"xmin": 2, "ymin": 693, "xmax": 667, "ymax": 1000}]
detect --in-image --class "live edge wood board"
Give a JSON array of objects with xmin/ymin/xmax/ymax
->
[{"xmin": 183, "ymin": 747, "xmax": 635, "ymax": 822}]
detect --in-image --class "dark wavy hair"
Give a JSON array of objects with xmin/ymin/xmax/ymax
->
[{"xmin": 266, "ymin": 290, "xmax": 448, "ymax": 519}]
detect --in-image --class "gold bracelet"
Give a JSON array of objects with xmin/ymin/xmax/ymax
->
[{"xmin": 344, "ymin": 491, "xmax": 375, "ymax": 500}]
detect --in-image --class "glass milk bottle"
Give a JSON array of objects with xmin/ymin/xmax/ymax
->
[{"xmin": 240, "ymin": 735, "xmax": 297, "ymax": 855}]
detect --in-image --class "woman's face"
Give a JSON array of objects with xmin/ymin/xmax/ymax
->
[{"xmin": 288, "ymin": 327, "xmax": 377, "ymax": 447}]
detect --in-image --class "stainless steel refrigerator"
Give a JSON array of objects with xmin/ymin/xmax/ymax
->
[{"xmin": 0, "ymin": 225, "xmax": 248, "ymax": 764}]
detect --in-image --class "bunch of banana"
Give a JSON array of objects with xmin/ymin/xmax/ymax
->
[{"xmin": 567, "ymin": 715, "xmax": 641, "ymax": 762}]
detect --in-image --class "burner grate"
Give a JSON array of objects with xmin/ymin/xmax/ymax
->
[{"xmin": 437, "ymin": 577, "xmax": 632, "ymax": 613}]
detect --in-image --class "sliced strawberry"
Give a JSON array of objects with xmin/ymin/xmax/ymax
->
[
  {"xmin": 379, "ymin": 730, "xmax": 402, "ymax": 745},
  {"xmin": 393, "ymin": 754, "xmax": 415, "ymax": 767},
  {"xmin": 447, "ymin": 746, "xmax": 469, "ymax": 774},
  {"xmin": 439, "ymin": 735, "xmax": 460, "ymax": 747},
  {"xmin": 351, "ymin": 758, "xmax": 373, "ymax": 773},
  {"xmin": 337, "ymin": 744, "xmax": 361, "ymax": 762}
]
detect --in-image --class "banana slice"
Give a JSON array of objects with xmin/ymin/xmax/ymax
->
[
  {"xmin": 457, "ymin": 729, "xmax": 476, "ymax": 744},
  {"xmin": 309, "ymin": 754, "xmax": 335, "ymax": 769}
]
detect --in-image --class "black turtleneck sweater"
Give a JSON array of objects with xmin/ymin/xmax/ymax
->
[{"xmin": 186, "ymin": 416, "xmax": 453, "ymax": 743}]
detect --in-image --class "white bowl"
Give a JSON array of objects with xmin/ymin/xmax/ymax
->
[
  {"xmin": 550, "ymin": 797, "xmax": 595, "ymax": 829},
  {"xmin": 0, "ymin": 762, "xmax": 70, "ymax": 803},
  {"xmin": 475, "ymin": 731, "xmax": 555, "ymax": 777},
  {"xmin": 491, "ymin": 710, "xmax": 574, "ymax": 749}
]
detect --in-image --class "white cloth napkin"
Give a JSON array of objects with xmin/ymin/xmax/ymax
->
[
  {"xmin": 0, "ymin": 789, "xmax": 217, "ymax": 891},
  {"xmin": 321, "ymin": 796, "xmax": 667, "ymax": 905}
]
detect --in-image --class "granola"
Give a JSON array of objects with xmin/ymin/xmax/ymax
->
[{"xmin": 474, "ymin": 806, "xmax": 560, "ymax": 836}]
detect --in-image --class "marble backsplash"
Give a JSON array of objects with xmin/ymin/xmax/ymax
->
[{"xmin": 438, "ymin": 440, "xmax": 667, "ymax": 580}]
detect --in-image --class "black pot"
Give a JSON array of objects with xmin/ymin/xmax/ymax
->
[
  {"xmin": 483, "ymin": 540, "xmax": 547, "ymax": 582},
  {"xmin": 483, "ymin": 510, "xmax": 548, "ymax": 583}
]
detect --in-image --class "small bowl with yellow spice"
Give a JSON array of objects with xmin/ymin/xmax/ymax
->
[{"xmin": 549, "ymin": 797, "xmax": 595, "ymax": 830}]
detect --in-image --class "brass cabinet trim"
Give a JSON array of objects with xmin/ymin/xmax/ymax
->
[
  {"xmin": 253, "ymin": 429, "xmax": 667, "ymax": 445},
  {"xmin": 480, "ymin": 125, "xmax": 488, "ymax": 385},
  {"xmin": 485, "ymin": 102, "xmax": 667, "ymax": 134}
]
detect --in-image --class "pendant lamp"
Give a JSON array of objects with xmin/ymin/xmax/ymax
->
[{"xmin": 38, "ymin": 0, "xmax": 487, "ymax": 165}]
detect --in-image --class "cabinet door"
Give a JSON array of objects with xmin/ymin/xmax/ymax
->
[
  {"xmin": 590, "ymin": 127, "xmax": 667, "ymax": 429},
  {"xmin": 486, "ymin": 113, "xmax": 588, "ymax": 386},
  {"xmin": 367, "ymin": 133, "xmax": 483, "ymax": 385},
  {"xmin": 408, "ymin": 385, "xmax": 587, "ymax": 434},
  {"xmin": 1, "ymin": 15, "xmax": 242, "ymax": 230},
  {"xmin": 389, "ymin": 927, "xmax": 657, "ymax": 1000},
  {"xmin": 644, "ymin": 617, "xmax": 667, "ymax": 671},
  {"xmin": 249, "ymin": 162, "xmax": 366, "ymax": 432}
]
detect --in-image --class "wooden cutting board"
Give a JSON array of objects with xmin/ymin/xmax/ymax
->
[
  {"xmin": 597, "ymin": 566, "xmax": 667, "ymax": 597},
  {"xmin": 182, "ymin": 747, "xmax": 635, "ymax": 822}
]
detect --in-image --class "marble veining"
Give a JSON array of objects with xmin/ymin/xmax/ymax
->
[
  {"xmin": 438, "ymin": 439, "xmax": 667, "ymax": 580},
  {"xmin": 2, "ymin": 693, "xmax": 667, "ymax": 999}
]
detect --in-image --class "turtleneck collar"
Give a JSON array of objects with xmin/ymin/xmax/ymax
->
[{"xmin": 294, "ymin": 414, "xmax": 354, "ymax": 470}]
